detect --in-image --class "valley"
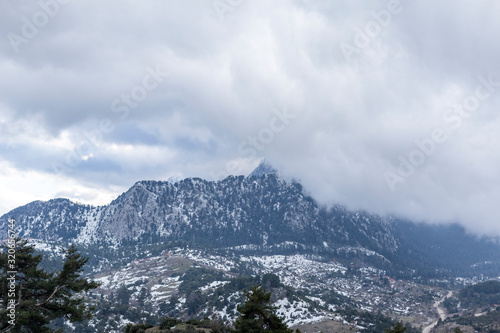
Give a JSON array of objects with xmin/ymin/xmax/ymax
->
[{"xmin": 28, "ymin": 238, "xmax": 491, "ymax": 332}]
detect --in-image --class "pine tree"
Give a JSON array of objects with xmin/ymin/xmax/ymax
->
[
  {"xmin": 234, "ymin": 286, "xmax": 297, "ymax": 333},
  {"xmin": 0, "ymin": 238, "xmax": 100, "ymax": 332},
  {"xmin": 385, "ymin": 321, "xmax": 407, "ymax": 333},
  {"xmin": 117, "ymin": 284, "xmax": 132, "ymax": 306}
]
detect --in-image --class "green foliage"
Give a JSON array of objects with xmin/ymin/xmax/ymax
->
[
  {"xmin": 137, "ymin": 286, "xmax": 149, "ymax": 309},
  {"xmin": 323, "ymin": 289, "xmax": 350, "ymax": 307},
  {"xmin": 186, "ymin": 290, "xmax": 205, "ymax": 315},
  {"xmin": 131, "ymin": 316, "xmax": 235, "ymax": 332},
  {"xmin": 261, "ymin": 273, "xmax": 281, "ymax": 289},
  {"xmin": 173, "ymin": 270, "xmax": 264, "ymax": 318},
  {"xmin": 452, "ymin": 306, "xmax": 500, "ymax": 332},
  {"xmin": 0, "ymin": 239, "xmax": 100, "ymax": 332},
  {"xmin": 178, "ymin": 267, "xmax": 227, "ymax": 295},
  {"xmin": 334, "ymin": 307, "xmax": 418, "ymax": 333},
  {"xmin": 124, "ymin": 322, "xmax": 154, "ymax": 333},
  {"xmin": 71, "ymin": 295, "xmax": 158, "ymax": 332},
  {"xmin": 443, "ymin": 296, "xmax": 459, "ymax": 314},
  {"xmin": 234, "ymin": 286, "xmax": 295, "ymax": 333},
  {"xmin": 159, "ymin": 316, "xmax": 182, "ymax": 329},
  {"xmin": 459, "ymin": 280, "xmax": 500, "ymax": 308},
  {"xmin": 461, "ymin": 280, "xmax": 500, "ymax": 295},
  {"xmin": 116, "ymin": 283, "xmax": 132, "ymax": 306},
  {"xmin": 385, "ymin": 321, "xmax": 406, "ymax": 333}
]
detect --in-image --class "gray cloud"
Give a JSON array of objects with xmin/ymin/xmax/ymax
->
[{"xmin": 1, "ymin": 0, "xmax": 500, "ymax": 235}]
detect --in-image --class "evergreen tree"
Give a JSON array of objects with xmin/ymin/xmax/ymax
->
[
  {"xmin": 0, "ymin": 239, "xmax": 100, "ymax": 332},
  {"xmin": 116, "ymin": 284, "xmax": 132, "ymax": 306},
  {"xmin": 124, "ymin": 323, "xmax": 154, "ymax": 333},
  {"xmin": 385, "ymin": 321, "xmax": 407, "ymax": 333},
  {"xmin": 137, "ymin": 286, "xmax": 148, "ymax": 308},
  {"xmin": 234, "ymin": 286, "xmax": 296, "ymax": 333}
]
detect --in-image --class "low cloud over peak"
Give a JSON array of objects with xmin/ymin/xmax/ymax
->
[{"xmin": 1, "ymin": 0, "xmax": 500, "ymax": 235}]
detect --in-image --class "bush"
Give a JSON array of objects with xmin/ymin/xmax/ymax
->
[
  {"xmin": 124, "ymin": 323, "xmax": 154, "ymax": 333},
  {"xmin": 160, "ymin": 317, "xmax": 182, "ymax": 329}
]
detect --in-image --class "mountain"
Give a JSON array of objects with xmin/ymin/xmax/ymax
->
[
  {"xmin": 247, "ymin": 160, "xmax": 277, "ymax": 177},
  {"xmin": 3, "ymin": 165, "xmax": 500, "ymax": 332},
  {"xmin": 0, "ymin": 174, "xmax": 395, "ymax": 252},
  {"xmin": 1, "ymin": 168, "xmax": 500, "ymax": 278}
]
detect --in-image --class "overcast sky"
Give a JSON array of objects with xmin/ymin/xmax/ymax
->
[{"xmin": 1, "ymin": 0, "xmax": 500, "ymax": 235}]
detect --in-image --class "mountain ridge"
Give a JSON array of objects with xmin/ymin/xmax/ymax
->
[
  {"xmin": 2, "ymin": 170, "xmax": 500, "ymax": 278},
  {"xmin": 0, "ymin": 174, "xmax": 395, "ymax": 251}
]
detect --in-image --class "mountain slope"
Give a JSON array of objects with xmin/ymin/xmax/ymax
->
[
  {"xmin": 247, "ymin": 160, "xmax": 277, "ymax": 177},
  {"xmin": 0, "ymin": 175, "xmax": 395, "ymax": 251},
  {"xmin": 1, "ymin": 172, "xmax": 500, "ymax": 277}
]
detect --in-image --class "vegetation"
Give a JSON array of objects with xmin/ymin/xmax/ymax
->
[
  {"xmin": 385, "ymin": 321, "xmax": 406, "ymax": 333},
  {"xmin": 117, "ymin": 283, "xmax": 132, "ymax": 306},
  {"xmin": 0, "ymin": 239, "xmax": 100, "ymax": 332},
  {"xmin": 177, "ymin": 267, "xmax": 227, "ymax": 296},
  {"xmin": 124, "ymin": 323, "xmax": 154, "ymax": 333},
  {"xmin": 459, "ymin": 280, "xmax": 500, "ymax": 308},
  {"xmin": 443, "ymin": 296, "xmax": 459, "ymax": 314},
  {"xmin": 336, "ymin": 308, "xmax": 418, "ymax": 333},
  {"xmin": 234, "ymin": 286, "xmax": 296, "ymax": 333},
  {"xmin": 449, "ymin": 307, "xmax": 500, "ymax": 332},
  {"xmin": 71, "ymin": 294, "xmax": 159, "ymax": 332},
  {"xmin": 125, "ymin": 284, "xmax": 298, "ymax": 333},
  {"xmin": 159, "ymin": 317, "xmax": 182, "ymax": 329}
]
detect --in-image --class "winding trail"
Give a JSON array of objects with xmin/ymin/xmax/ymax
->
[{"xmin": 422, "ymin": 291, "xmax": 453, "ymax": 333}]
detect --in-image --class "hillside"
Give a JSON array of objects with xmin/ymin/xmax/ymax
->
[
  {"xmin": 3, "ymin": 167, "xmax": 500, "ymax": 332},
  {"xmin": 2, "ymin": 170, "xmax": 500, "ymax": 278}
]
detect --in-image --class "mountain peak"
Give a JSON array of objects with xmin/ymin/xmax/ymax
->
[
  {"xmin": 167, "ymin": 173, "xmax": 184, "ymax": 184},
  {"xmin": 248, "ymin": 160, "xmax": 277, "ymax": 178}
]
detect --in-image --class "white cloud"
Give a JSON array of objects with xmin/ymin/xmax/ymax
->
[
  {"xmin": 1, "ymin": 0, "xmax": 500, "ymax": 234},
  {"xmin": 0, "ymin": 159, "xmax": 119, "ymax": 216}
]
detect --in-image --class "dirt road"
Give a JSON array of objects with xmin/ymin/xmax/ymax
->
[{"xmin": 422, "ymin": 291, "xmax": 453, "ymax": 333}]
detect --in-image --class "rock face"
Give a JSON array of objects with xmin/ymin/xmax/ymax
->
[
  {"xmin": 247, "ymin": 160, "xmax": 277, "ymax": 178},
  {"xmin": 2, "ymin": 169, "xmax": 500, "ymax": 276},
  {"xmin": 0, "ymin": 174, "xmax": 396, "ymax": 252}
]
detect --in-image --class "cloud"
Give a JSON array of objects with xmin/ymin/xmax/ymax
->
[{"xmin": 1, "ymin": 0, "xmax": 500, "ymax": 235}]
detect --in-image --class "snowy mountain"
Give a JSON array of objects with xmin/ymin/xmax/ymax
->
[
  {"xmin": 0, "ymin": 174, "xmax": 395, "ymax": 252},
  {"xmin": 1, "ymin": 166, "xmax": 500, "ymax": 277},
  {"xmin": 247, "ymin": 160, "xmax": 277, "ymax": 177},
  {"xmin": 3, "ymin": 164, "xmax": 500, "ymax": 332}
]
